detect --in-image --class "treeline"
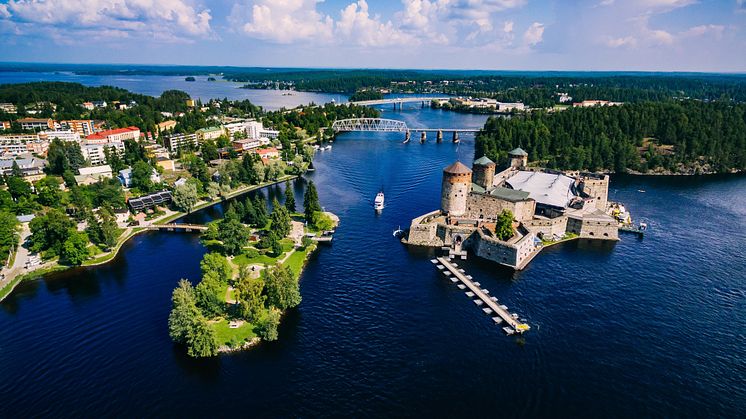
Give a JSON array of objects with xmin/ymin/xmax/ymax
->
[
  {"xmin": 475, "ymin": 101, "xmax": 746, "ymax": 174},
  {"xmin": 263, "ymin": 103, "xmax": 379, "ymax": 139},
  {"xmin": 349, "ymin": 90, "xmax": 384, "ymax": 102}
]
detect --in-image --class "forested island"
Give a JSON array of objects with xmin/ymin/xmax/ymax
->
[
  {"xmin": 348, "ymin": 90, "xmax": 384, "ymax": 102},
  {"xmin": 475, "ymin": 102, "xmax": 746, "ymax": 174}
]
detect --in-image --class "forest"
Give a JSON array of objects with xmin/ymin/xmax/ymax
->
[{"xmin": 475, "ymin": 101, "xmax": 746, "ymax": 174}]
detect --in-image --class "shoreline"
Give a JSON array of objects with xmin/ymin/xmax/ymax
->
[{"xmin": 0, "ymin": 176, "xmax": 299, "ymax": 303}]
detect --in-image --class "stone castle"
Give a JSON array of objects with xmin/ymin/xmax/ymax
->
[{"xmin": 406, "ymin": 148, "xmax": 619, "ymax": 269}]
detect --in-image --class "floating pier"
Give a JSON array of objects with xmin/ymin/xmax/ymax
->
[{"xmin": 433, "ymin": 257, "xmax": 530, "ymax": 334}]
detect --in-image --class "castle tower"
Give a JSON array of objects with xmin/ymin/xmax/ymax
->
[
  {"xmin": 508, "ymin": 147, "xmax": 528, "ymax": 169},
  {"xmin": 472, "ymin": 156, "xmax": 496, "ymax": 190},
  {"xmin": 441, "ymin": 161, "xmax": 472, "ymax": 217}
]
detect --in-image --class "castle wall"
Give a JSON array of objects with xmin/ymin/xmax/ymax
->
[
  {"xmin": 465, "ymin": 193, "xmax": 535, "ymax": 222},
  {"xmin": 470, "ymin": 227, "xmax": 537, "ymax": 269},
  {"xmin": 580, "ymin": 176, "xmax": 609, "ymax": 210},
  {"xmin": 406, "ymin": 210, "xmax": 443, "ymax": 246},
  {"xmin": 567, "ymin": 216, "xmax": 618, "ymax": 240},
  {"xmin": 524, "ymin": 216, "xmax": 569, "ymax": 238}
]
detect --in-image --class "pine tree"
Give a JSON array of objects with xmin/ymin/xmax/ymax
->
[
  {"xmin": 284, "ymin": 181, "xmax": 296, "ymax": 213},
  {"xmin": 303, "ymin": 181, "xmax": 321, "ymax": 221}
]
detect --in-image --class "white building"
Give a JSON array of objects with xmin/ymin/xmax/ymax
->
[
  {"xmin": 40, "ymin": 130, "xmax": 81, "ymax": 142},
  {"xmin": 0, "ymin": 103, "xmax": 17, "ymax": 114},
  {"xmin": 0, "ymin": 134, "xmax": 42, "ymax": 156},
  {"xmin": 75, "ymin": 165, "xmax": 113, "ymax": 185},
  {"xmin": 163, "ymin": 133, "xmax": 199, "ymax": 152},
  {"xmin": 82, "ymin": 142, "xmax": 124, "ymax": 166}
]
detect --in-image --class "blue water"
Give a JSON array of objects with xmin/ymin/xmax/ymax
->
[
  {"xmin": 0, "ymin": 71, "xmax": 345, "ymax": 110},
  {"xmin": 0, "ymin": 104, "xmax": 745, "ymax": 417}
]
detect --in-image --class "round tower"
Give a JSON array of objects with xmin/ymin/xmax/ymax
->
[
  {"xmin": 472, "ymin": 156, "xmax": 496, "ymax": 190},
  {"xmin": 441, "ymin": 161, "xmax": 472, "ymax": 217},
  {"xmin": 508, "ymin": 147, "xmax": 528, "ymax": 169}
]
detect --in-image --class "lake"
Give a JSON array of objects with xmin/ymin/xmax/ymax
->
[{"xmin": 0, "ymin": 97, "xmax": 744, "ymax": 417}]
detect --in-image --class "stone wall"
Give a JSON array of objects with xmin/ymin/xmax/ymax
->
[
  {"xmin": 567, "ymin": 216, "xmax": 618, "ymax": 240},
  {"xmin": 466, "ymin": 193, "xmax": 535, "ymax": 222},
  {"xmin": 406, "ymin": 210, "xmax": 442, "ymax": 246},
  {"xmin": 473, "ymin": 164, "xmax": 495, "ymax": 189},
  {"xmin": 524, "ymin": 216, "xmax": 568, "ymax": 238},
  {"xmin": 581, "ymin": 176, "xmax": 609, "ymax": 210}
]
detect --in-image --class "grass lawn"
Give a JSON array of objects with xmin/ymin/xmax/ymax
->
[
  {"xmin": 284, "ymin": 245, "xmax": 315, "ymax": 280},
  {"xmin": 233, "ymin": 251, "xmax": 281, "ymax": 267},
  {"xmin": 212, "ymin": 318, "xmax": 257, "ymax": 348}
]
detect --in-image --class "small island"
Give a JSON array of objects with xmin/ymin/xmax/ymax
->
[
  {"xmin": 349, "ymin": 89, "xmax": 384, "ymax": 102},
  {"xmin": 185, "ymin": 76, "xmax": 196, "ymax": 82},
  {"xmin": 168, "ymin": 181, "xmax": 338, "ymax": 357},
  {"xmin": 207, "ymin": 77, "xmax": 217, "ymax": 82}
]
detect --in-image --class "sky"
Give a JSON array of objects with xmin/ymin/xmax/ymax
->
[{"xmin": 0, "ymin": 0, "xmax": 745, "ymax": 72}]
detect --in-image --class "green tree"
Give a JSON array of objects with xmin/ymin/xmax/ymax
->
[
  {"xmin": 218, "ymin": 217, "xmax": 249, "ymax": 256},
  {"xmin": 284, "ymin": 181, "xmax": 296, "ymax": 212},
  {"xmin": 0, "ymin": 211, "xmax": 20, "ymax": 263},
  {"xmin": 253, "ymin": 195, "xmax": 268, "ymax": 228},
  {"xmin": 61, "ymin": 230, "xmax": 90, "ymax": 265},
  {"xmin": 99, "ymin": 209, "xmax": 120, "ymax": 250},
  {"xmin": 186, "ymin": 315, "xmax": 218, "ymax": 358},
  {"xmin": 312, "ymin": 211, "xmax": 334, "ymax": 231},
  {"xmin": 29, "ymin": 209, "xmax": 74, "ymax": 256},
  {"xmin": 172, "ymin": 182, "xmax": 198, "ymax": 213},
  {"xmin": 264, "ymin": 265, "xmax": 301, "ymax": 310},
  {"xmin": 495, "ymin": 209, "xmax": 514, "ymax": 241},
  {"xmin": 270, "ymin": 198, "xmax": 291, "ymax": 238},
  {"xmin": 6, "ymin": 176, "xmax": 32, "ymax": 201},
  {"xmin": 35, "ymin": 176, "xmax": 63, "ymax": 207},
  {"xmin": 303, "ymin": 181, "xmax": 321, "ymax": 221},
  {"xmin": 235, "ymin": 269, "xmax": 266, "ymax": 323},
  {"xmin": 168, "ymin": 279, "xmax": 200, "ymax": 344},
  {"xmin": 195, "ymin": 274, "xmax": 224, "ymax": 318},
  {"xmin": 200, "ymin": 252, "xmax": 232, "ymax": 284},
  {"xmin": 131, "ymin": 161, "xmax": 155, "ymax": 192},
  {"xmin": 256, "ymin": 308, "xmax": 281, "ymax": 341}
]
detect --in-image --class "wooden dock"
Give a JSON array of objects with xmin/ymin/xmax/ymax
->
[{"xmin": 434, "ymin": 257, "xmax": 530, "ymax": 334}]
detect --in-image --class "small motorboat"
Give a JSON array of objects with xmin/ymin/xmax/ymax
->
[
  {"xmin": 374, "ymin": 191, "xmax": 385, "ymax": 212},
  {"xmin": 392, "ymin": 226, "xmax": 403, "ymax": 237}
]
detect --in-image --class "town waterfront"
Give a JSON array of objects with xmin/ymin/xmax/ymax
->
[{"xmin": 1, "ymin": 104, "xmax": 745, "ymax": 416}]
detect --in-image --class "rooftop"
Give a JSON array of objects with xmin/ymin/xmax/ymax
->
[
  {"xmin": 508, "ymin": 147, "xmax": 528, "ymax": 157},
  {"xmin": 506, "ymin": 170, "xmax": 575, "ymax": 208},
  {"xmin": 86, "ymin": 126, "xmax": 139, "ymax": 140},
  {"xmin": 473, "ymin": 156, "xmax": 495, "ymax": 166},
  {"xmin": 444, "ymin": 161, "xmax": 472, "ymax": 175}
]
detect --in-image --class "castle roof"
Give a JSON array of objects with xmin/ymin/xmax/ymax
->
[
  {"xmin": 508, "ymin": 147, "xmax": 528, "ymax": 156},
  {"xmin": 473, "ymin": 156, "xmax": 495, "ymax": 166},
  {"xmin": 443, "ymin": 161, "xmax": 472, "ymax": 175}
]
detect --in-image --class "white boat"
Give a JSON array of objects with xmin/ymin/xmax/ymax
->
[
  {"xmin": 326, "ymin": 145, "xmax": 332, "ymax": 151},
  {"xmin": 374, "ymin": 191, "xmax": 385, "ymax": 212}
]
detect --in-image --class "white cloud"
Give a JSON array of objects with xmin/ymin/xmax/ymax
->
[
  {"xmin": 238, "ymin": 0, "xmax": 333, "ymax": 43},
  {"xmin": 606, "ymin": 36, "xmax": 637, "ymax": 47},
  {"xmin": 336, "ymin": 0, "xmax": 416, "ymax": 46},
  {"xmin": 503, "ymin": 20, "xmax": 514, "ymax": 33},
  {"xmin": 0, "ymin": 0, "xmax": 213, "ymax": 42},
  {"xmin": 522, "ymin": 22, "xmax": 544, "ymax": 46}
]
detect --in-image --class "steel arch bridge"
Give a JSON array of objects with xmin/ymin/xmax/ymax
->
[{"xmin": 331, "ymin": 118, "xmax": 408, "ymax": 133}]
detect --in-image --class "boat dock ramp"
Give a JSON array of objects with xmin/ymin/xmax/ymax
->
[{"xmin": 433, "ymin": 256, "xmax": 530, "ymax": 335}]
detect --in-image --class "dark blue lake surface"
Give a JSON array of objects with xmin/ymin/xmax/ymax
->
[{"xmin": 1, "ymin": 105, "xmax": 745, "ymax": 417}]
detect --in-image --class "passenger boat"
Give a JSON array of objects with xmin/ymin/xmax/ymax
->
[{"xmin": 374, "ymin": 191, "xmax": 385, "ymax": 212}]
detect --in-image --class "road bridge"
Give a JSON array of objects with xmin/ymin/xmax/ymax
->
[
  {"xmin": 147, "ymin": 224, "xmax": 208, "ymax": 232},
  {"xmin": 331, "ymin": 118, "xmax": 480, "ymax": 143},
  {"xmin": 348, "ymin": 97, "xmax": 450, "ymax": 107}
]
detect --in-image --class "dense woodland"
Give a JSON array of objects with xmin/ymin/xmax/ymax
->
[{"xmin": 475, "ymin": 101, "xmax": 746, "ymax": 174}]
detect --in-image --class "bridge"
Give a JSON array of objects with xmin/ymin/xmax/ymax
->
[
  {"xmin": 331, "ymin": 118, "xmax": 479, "ymax": 143},
  {"xmin": 147, "ymin": 223, "xmax": 208, "ymax": 232},
  {"xmin": 348, "ymin": 97, "xmax": 450, "ymax": 107}
]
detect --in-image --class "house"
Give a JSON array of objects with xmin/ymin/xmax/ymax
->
[
  {"xmin": 19, "ymin": 118, "xmax": 55, "ymax": 131},
  {"xmin": 196, "ymin": 126, "xmax": 224, "ymax": 141},
  {"xmin": 92, "ymin": 100, "xmax": 107, "ymax": 108},
  {"xmin": 0, "ymin": 103, "xmax": 17, "ymax": 114},
  {"xmin": 86, "ymin": 126, "xmax": 140, "ymax": 143},
  {"xmin": 82, "ymin": 102, "xmax": 95, "ymax": 110},
  {"xmin": 0, "ymin": 121, "xmax": 11, "ymax": 130},
  {"xmin": 118, "ymin": 167, "xmax": 161, "ymax": 188},
  {"xmin": 255, "ymin": 147, "xmax": 279, "ymax": 160},
  {"xmin": 156, "ymin": 120, "xmax": 177, "ymax": 133},
  {"xmin": 75, "ymin": 165, "xmax": 113, "ymax": 185},
  {"xmin": 0, "ymin": 155, "xmax": 47, "ymax": 180},
  {"xmin": 174, "ymin": 177, "xmax": 188, "ymax": 187},
  {"xmin": 60, "ymin": 120, "xmax": 95, "ymax": 136},
  {"xmin": 232, "ymin": 138, "xmax": 261, "ymax": 153}
]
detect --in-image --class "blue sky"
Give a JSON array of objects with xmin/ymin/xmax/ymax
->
[{"xmin": 1, "ymin": 0, "xmax": 744, "ymax": 71}]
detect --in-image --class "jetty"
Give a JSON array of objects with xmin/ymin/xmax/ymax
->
[{"xmin": 434, "ymin": 256, "xmax": 530, "ymax": 334}]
